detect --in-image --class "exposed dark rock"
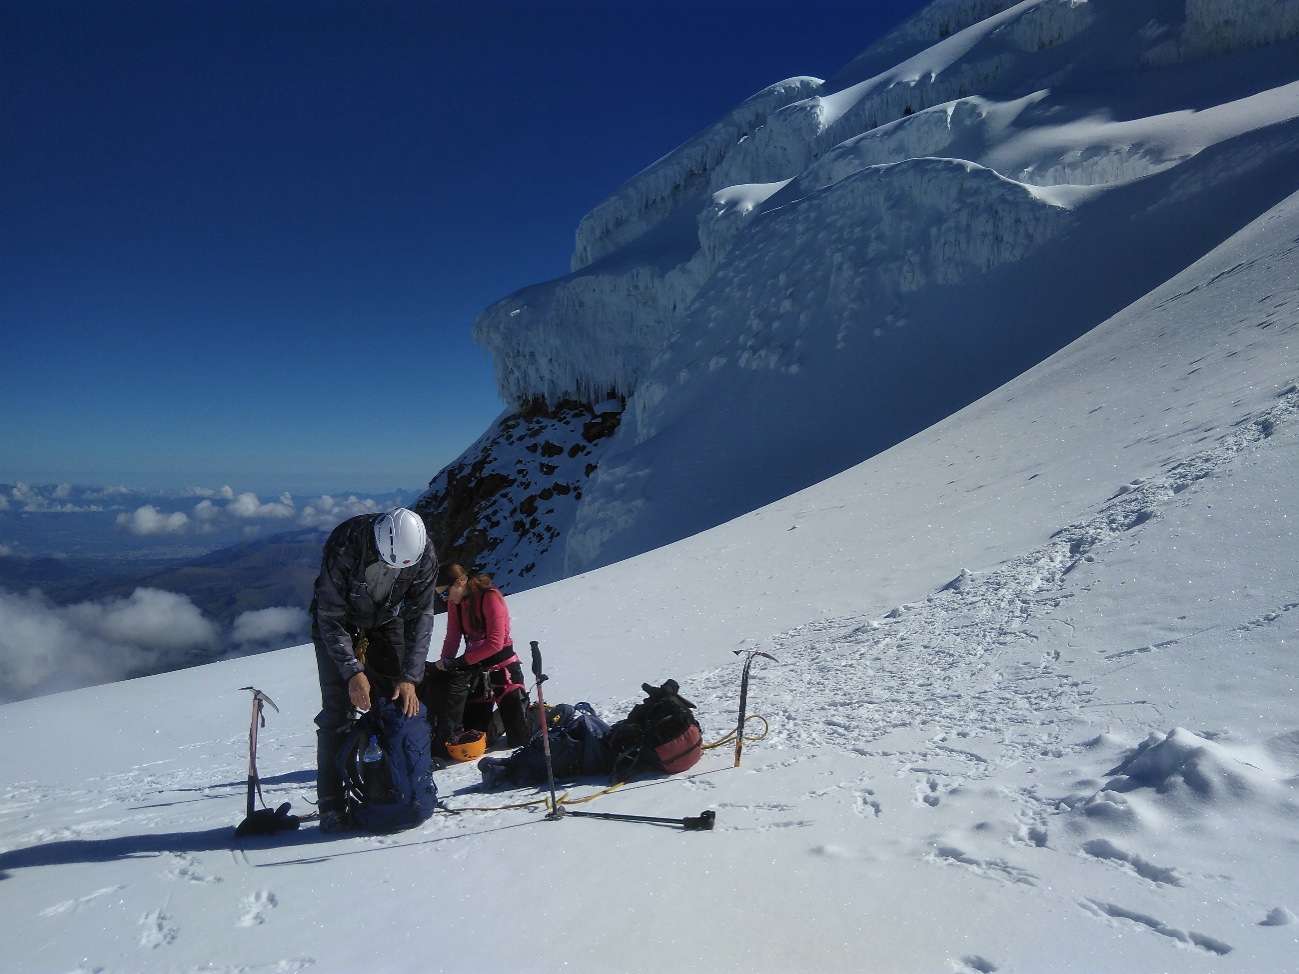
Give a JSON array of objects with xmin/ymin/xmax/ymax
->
[
  {"xmin": 414, "ymin": 396, "xmax": 625, "ymax": 590},
  {"xmin": 582, "ymin": 412, "xmax": 621, "ymax": 443}
]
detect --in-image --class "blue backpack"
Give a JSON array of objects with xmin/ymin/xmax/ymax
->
[
  {"xmin": 337, "ymin": 698, "xmax": 438, "ymax": 833},
  {"xmin": 480, "ymin": 702, "xmax": 611, "ymax": 787}
]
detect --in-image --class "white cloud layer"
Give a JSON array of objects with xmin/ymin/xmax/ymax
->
[
  {"xmin": 5, "ymin": 482, "xmax": 107, "ymax": 513},
  {"xmin": 192, "ymin": 499, "xmax": 221, "ymax": 523},
  {"xmin": 298, "ymin": 494, "xmax": 385, "ymax": 528},
  {"xmin": 10, "ymin": 482, "xmax": 403, "ymax": 537},
  {"xmin": 232, "ymin": 606, "xmax": 309, "ymax": 648},
  {"xmin": 115, "ymin": 490, "xmax": 313, "ymax": 536},
  {"xmin": 184, "ymin": 485, "xmax": 235, "ymax": 499},
  {"xmin": 228, "ymin": 491, "xmax": 296, "ymax": 520},
  {"xmin": 116, "ymin": 505, "xmax": 190, "ymax": 535},
  {"xmin": 0, "ymin": 587, "xmax": 219, "ymax": 703}
]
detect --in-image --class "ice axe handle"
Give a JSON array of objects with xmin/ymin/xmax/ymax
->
[{"xmin": 530, "ymin": 640, "xmax": 547, "ymax": 684}]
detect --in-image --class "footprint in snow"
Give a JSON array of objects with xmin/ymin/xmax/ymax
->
[
  {"xmin": 167, "ymin": 852, "xmax": 222, "ymax": 884},
  {"xmin": 759, "ymin": 819, "xmax": 814, "ymax": 831},
  {"xmin": 680, "ymin": 776, "xmax": 718, "ymax": 791},
  {"xmin": 1014, "ymin": 823, "xmax": 1048, "ymax": 847},
  {"xmin": 238, "ymin": 890, "xmax": 278, "ymax": 928},
  {"xmin": 809, "ymin": 843, "xmax": 855, "ymax": 859},
  {"xmin": 138, "ymin": 909, "xmax": 177, "ymax": 948},
  {"xmin": 1081, "ymin": 838, "xmax": 1182, "ymax": 886},
  {"xmin": 1081, "ymin": 899, "xmax": 1231, "ymax": 955},
  {"xmin": 39, "ymin": 885, "xmax": 125, "ymax": 918},
  {"xmin": 916, "ymin": 776, "xmax": 943, "ymax": 807},
  {"xmin": 954, "ymin": 956, "xmax": 998, "ymax": 973},
  {"xmin": 716, "ymin": 800, "xmax": 796, "ymax": 812},
  {"xmin": 1260, "ymin": 906, "xmax": 1295, "ymax": 926},
  {"xmin": 853, "ymin": 789, "xmax": 882, "ymax": 818},
  {"xmin": 930, "ymin": 846, "xmax": 1038, "ymax": 887}
]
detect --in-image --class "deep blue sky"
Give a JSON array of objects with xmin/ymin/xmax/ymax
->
[{"xmin": 3, "ymin": 0, "xmax": 923, "ymax": 494}]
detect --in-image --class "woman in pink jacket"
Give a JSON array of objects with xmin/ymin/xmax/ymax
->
[{"xmin": 433, "ymin": 564, "xmax": 532, "ymax": 748}]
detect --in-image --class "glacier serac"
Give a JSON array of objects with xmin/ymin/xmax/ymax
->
[{"xmin": 459, "ymin": 0, "xmax": 1299, "ymax": 590}]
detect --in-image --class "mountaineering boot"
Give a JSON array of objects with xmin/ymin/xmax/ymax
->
[{"xmin": 319, "ymin": 808, "xmax": 353, "ymax": 834}]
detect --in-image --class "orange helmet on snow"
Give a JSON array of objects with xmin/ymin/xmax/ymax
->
[{"xmin": 446, "ymin": 730, "xmax": 487, "ymax": 762}]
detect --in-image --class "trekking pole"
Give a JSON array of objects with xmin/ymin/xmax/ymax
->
[
  {"xmin": 564, "ymin": 808, "xmax": 715, "ymax": 831},
  {"xmin": 732, "ymin": 650, "xmax": 777, "ymax": 768},
  {"xmin": 529, "ymin": 641, "xmax": 563, "ymax": 820}
]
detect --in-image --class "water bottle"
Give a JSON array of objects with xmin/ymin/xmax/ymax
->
[{"xmin": 362, "ymin": 734, "xmax": 383, "ymax": 764}]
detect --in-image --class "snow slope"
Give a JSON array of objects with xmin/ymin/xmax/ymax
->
[
  {"xmin": 1, "ymin": 179, "xmax": 1296, "ymax": 973},
  {"xmin": 463, "ymin": 0, "xmax": 1299, "ymax": 589}
]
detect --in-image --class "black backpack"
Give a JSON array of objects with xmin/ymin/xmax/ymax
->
[
  {"xmin": 608, "ymin": 679, "xmax": 703, "ymax": 782},
  {"xmin": 479, "ymin": 702, "xmax": 612, "ymax": 788}
]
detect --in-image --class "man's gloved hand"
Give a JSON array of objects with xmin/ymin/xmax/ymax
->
[
  {"xmin": 347, "ymin": 671, "xmax": 371, "ymax": 711},
  {"xmin": 392, "ymin": 680, "xmax": 419, "ymax": 717}
]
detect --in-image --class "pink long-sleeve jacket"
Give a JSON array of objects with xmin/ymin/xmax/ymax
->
[{"xmin": 440, "ymin": 588, "xmax": 512, "ymax": 665}]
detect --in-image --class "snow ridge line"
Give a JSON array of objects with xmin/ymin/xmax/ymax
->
[{"xmin": 677, "ymin": 381, "xmax": 1299, "ymax": 777}]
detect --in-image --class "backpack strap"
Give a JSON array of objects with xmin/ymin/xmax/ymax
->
[
  {"xmin": 608, "ymin": 720, "xmax": 645, "ymax": 783},
  {"xmin": 337, "ymin": 719, "xmax": 371, "ymax": 808}
]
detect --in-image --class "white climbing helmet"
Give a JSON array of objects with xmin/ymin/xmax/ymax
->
[{"xmin": 373, "ymin": 508, "xmax": 427, "ymax": 568}]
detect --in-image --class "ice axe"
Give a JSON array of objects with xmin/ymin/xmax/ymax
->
[
  {"xmin": 732, "ymin": 649, "xmax": 777, "ymax": 767},
  {"xmin": 234, "ymin": 686, "xmax": 299, "ymax": 837}
]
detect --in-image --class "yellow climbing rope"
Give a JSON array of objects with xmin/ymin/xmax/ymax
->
[
  {"xmin": 443, "ymin": 782, "xmax": 624, "ymax": 814},
  {"xmin": 702, "ymin": 715, "xmax": 769, "ymax": 750}
]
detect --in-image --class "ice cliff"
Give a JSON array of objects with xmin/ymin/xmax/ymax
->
[{"xmin": 426, "ymin": 0, "xmax": 1299, "ymax": 591}]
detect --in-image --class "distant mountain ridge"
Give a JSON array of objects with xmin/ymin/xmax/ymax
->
[{"xmin": 73, "ymin": 526, "xmax": 328, "ymax": 627}]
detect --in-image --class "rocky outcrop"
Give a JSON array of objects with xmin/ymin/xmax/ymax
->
[{"xmin": 413, "ymin": 398, "xmax": 624, "ymax": 591}]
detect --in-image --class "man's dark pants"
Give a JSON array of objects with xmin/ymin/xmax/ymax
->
[{"xmin": 313, "ymin": 631, "xmax": 351, "ymax": 815}]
